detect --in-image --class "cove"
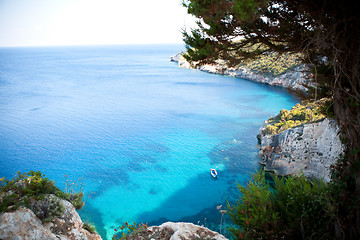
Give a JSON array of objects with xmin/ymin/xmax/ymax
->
[{"xmin": 0, "ymin": 44, "xmax": 298, "ymax": 239}]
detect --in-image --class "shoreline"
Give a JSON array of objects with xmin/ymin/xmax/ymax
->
[
  {"xmin": 171, "ymin": 52, "xmax": 342, "ymax": 182},
  {"xmin": 170, "ymin": 53, "xmax": 313, "ymax": 92}
]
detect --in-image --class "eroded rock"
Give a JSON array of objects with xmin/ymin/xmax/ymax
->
[
  {"xmin": 146, "ymin": 222, "xmax": 228, "ymax": 240},
  {"xmin": 0, "ymin": 195, "xmax": 102, "ymax": 240},
  {"xmin": 257, "ymin": 118, "xmax": 343, "ymax": 181}
]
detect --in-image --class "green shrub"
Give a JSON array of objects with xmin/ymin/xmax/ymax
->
[
  {"xmin": 0, "ymin": 193, "xmax": 21, "ymax": 212},
  {"xmin": 30, "ymin": 196, "xmax": 65, "ymax": 222},
  {"xmin": 227, "ymin": 171, "xmax": 337, "ymax": 240},
  {"xmin": 241, "ymin": 52, "xmax": 302, "ymax": 76},
  {"xmin": 83, "ymin": 222, "xmax": 97, "ymax": 234},
  {"xmin": 263, "ymin": 124, "xmax": 278, "ymax": 135},
  {"xmin": 66, "ymin": 191, "xmax": 85, "ymax": 210},
  {"xmin": 263, "ymin": 98, "xmax": 331, "ymax": 135},
  {"xmin": 227, "ymin": 172, "xmax": 281, "ymax": 239},
  {"xmin": 0, "ymin": 171, "xmax": 84, "ymax": 220}
]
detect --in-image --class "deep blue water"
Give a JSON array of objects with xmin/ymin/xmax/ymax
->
[{"xmin": 0, "ymin": 44, "xmax": 297, "ymax": 239}]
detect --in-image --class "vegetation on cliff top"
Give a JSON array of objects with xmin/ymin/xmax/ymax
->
[
  {"xmin": 240, "ymin": 52, "xmax": 302, "ymax": 76},
  {"xmin": 184, "ymin": 46, "xmax": 303, "ymax": 77},
  {"xmin": 262, "ymin": 98, "xmax": 333, "ymax": 135},
  {"xmin": 0, "ymin": 171, "xmax": 84, "ymax": 222}
]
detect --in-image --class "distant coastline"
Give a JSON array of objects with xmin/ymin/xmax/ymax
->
[{"xmin": 170, "ymin": 52, "xmax": 313, "ymax": 92}]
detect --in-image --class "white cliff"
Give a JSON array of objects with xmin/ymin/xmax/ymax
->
[
  {"xmin": 145, "ymin": 222, "xmax": 228, "ymax": 240},
  {"xmin": 0, "ymin": 195, "xmax": 102, "ymax": 240},
  {"xmin": 257, "ymin": 118, "xmax": 343, "ymax": 182},
  {"xmin": 170, "ymin": 54, "xmax": 312, "ymax": 91}
]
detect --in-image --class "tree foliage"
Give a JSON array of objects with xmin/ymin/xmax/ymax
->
[
  {"xmin": 183, "ymin": 1, "xmax": 360, "ymax": 238},
  {"xmin": 182, "ymin": 0, "xmax": 314, "ymax": 65},
  {"xmin": 227, "ymin": 171, "xmax": 338, "ymax": 240}
]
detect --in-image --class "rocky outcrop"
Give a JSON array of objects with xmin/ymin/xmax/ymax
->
[
  {"xmin": 0, "ymin": 195, "xmax": 102, "ymax": 240},
  {"xmin": 171, "ymin": 53, "xmax": 343, "ymax": 181},
  {"xmin": 170, "ymin": 54, "xmax": 312, "ymax": 91},
  {"xmin": 146, "ymin": 222, "xmax": 228, "ymax": 240},
  {"xmin": 257, "ymin": 118, "xmax": 343, "ymax": 182}
]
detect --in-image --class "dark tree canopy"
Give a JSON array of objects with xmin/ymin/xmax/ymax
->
[{"xmin": 183, "ymin": 0, "xmax": 360, "ymax": 238}]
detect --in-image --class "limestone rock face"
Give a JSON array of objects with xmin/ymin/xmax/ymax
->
[
  {"xmin": 257, "ymin": 118, "xmax": 343, "ymax": 182},
  {"xmin": 170, "ymin": 55, "xmax": 312, "ymax": 91},
  {"xmin": 169, "ymin": 52, "xmax": 184, "ymax": 63},
  {"xmin": 0, "ymin": 196, "xmax": 102, "ymax": 240},
  {"xmin": 146, "ymin": 222, "xmax": 228, "ymax": 240},
  {"xmin": 0, "ymin": 207, "xmax": 57, "ymax": 240}
]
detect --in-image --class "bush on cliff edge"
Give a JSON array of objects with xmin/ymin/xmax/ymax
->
[
  {"xmin": 227, "ymin": 171, "xmax": 339, "ymax": 240},
  {"xmin": 263, "ymin": 98, "xmax": 333, "ymax": 136},
  {"xmin": 0, "ymin": 171, "xmax": 84, "ymax": 222}
]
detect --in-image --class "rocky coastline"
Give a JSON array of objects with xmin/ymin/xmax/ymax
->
[
  {"xmin": 171, "ymin": 52, "xmax": 343, "ymax": 181},
  {"xmin": 170, "ymin": 53, "xmax": 313, "ymax": 92}
]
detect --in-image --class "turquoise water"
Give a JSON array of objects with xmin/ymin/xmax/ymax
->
[{"xmin": 0, "ymin": 44, "xmax": 297, "ymax": 239}]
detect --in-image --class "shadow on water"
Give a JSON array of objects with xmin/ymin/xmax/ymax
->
[
  {"xmin": 134, "ymin": 128, "xmax": 261, "ymax": 236},
  {"xmin": 85, "ymin": 148, "xmax": 168, "ymax": 198},
  {"xmin": 84, "ymin": 129, "xmax": 260, "ymax": 239},
  {"xmin": 79, "ymin": 203, "xmax": 107, "ymax": 239},
  {"xmin": 135, "ymin": 169, "xmax": 247, "ymax": 237}
]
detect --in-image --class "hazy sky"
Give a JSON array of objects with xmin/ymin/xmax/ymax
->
[{"xmin": 0, "ymin": 0, "xmax": 196, "ymax": 47}]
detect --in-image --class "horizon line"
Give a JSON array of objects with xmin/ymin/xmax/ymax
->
[{"xmin": 0, "ymin": 42, "xmax": 186, "ymax": 48}]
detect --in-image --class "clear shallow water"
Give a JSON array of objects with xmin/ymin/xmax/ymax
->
[{"xmin": 0, "ymin": 44, "xmax": 297, "ymax": 239}]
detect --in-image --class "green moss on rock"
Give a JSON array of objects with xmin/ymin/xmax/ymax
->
[
  {"xmin": 241, "ymin": 52, "xmax": 302, "ymax": 76},
  {"xmin": 263, "ymin": 98, "xmax": 332, "ymax": 135}
]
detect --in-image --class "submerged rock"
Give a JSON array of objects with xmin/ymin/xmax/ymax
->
[
  {"xmin": 257, "ymin": 118, "xmax": 343, "ymax": 182},
  {"xmin": 0, "ymin": 195, "xmax": 102, "ymax": 240}
]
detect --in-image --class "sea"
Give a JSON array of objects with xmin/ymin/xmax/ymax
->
[{"xmin": 0, "ymin": 44, "xmax": 297, "ymax": 239}]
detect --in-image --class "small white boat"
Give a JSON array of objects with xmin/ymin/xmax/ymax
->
[{"xmin": 210, "ymin": 168, "xmax": 218, "ymax": 178}]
